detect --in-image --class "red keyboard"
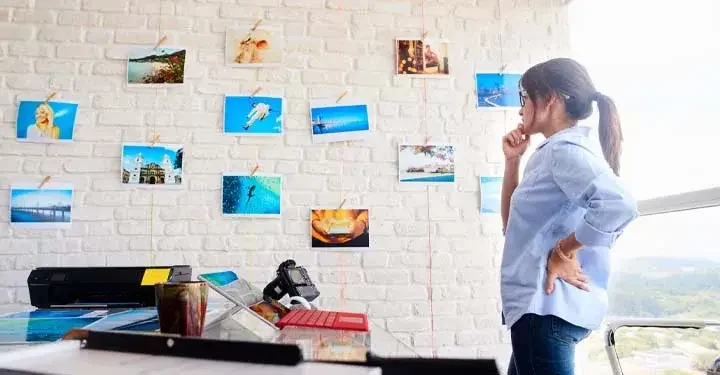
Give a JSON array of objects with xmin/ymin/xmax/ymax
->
[{"xmin": 276, "ymin": 309, "xmax": 369, "ymax": 332}]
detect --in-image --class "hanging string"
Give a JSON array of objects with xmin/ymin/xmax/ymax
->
[
  {"xmin": 149, "ymin": 1, "xmax": 164, "ymax": 260},
  {"xmin": 420, "ymin": 0, "xmax": 437, "ymax": 358},
  {"xmin": 495, "ymin": 0, "xmax": 509, "ymax": 133}
]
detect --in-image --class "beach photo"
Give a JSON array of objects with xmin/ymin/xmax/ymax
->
[
  {"xmin": 121, "ymin": 143, "xmax": 184, "ymax": 187},
  {"xmin": 226, "ymin": 27, "xmax": 283, "ymax": 67},
  {"xmin": 9, "ymin": 183, "xmax": 73, "ymax": 229},
  {"xmin": 475, "ymin": 73, "xmax": 522, "ymax": 109},
  {"xmin": 310, "ymin": 103, "xmax": 370, "ymax": 143},
  {"xmin": 311, "ymin": 209, "xmax": 369, "ymax": 249},
  {"xmin": 222, "ymin": 174, "xmax": 282, "ymax": 218},
  {"xmin": 398, "ymin": 144, "xmax": 455, "ymax": 184},
  {"xmin": 395, "ymin": 38, "xmax": 450, "ymax": 77},
  {"xmin": 16, "ymin": 100, "xmax": 78, "ymax": 143},
  {"xmin": 479, "ymin": 176, "xmax": 503, "ymax": 214},
  {"xmin": 127, "ymin": 46, "xmax": 186, "ymax": 85},
  {"xmin": 224, "ymin": 95, "xmax": 283, "ymax": 136}
]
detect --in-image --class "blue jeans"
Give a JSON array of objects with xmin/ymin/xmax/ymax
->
[{"xmin": 507, "ymin": 313, "xmax": 590, "ymax": 375}]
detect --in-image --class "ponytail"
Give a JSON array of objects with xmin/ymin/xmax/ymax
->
[{"xmin": 596, "ymin": 93, "xmax": 622, "ymax": 176}]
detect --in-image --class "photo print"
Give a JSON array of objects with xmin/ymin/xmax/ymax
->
[
  {"xmin": 226, "ymin": 26, "xmax": 283, "ymax": 67},
  {"xmin": 9, "ymin": 183, "xmax": 73, "ymax": 229},
  {"xmin": 310, "ymin": 103, "xmax": 371, "ymax": 143},
  {"xmin": 224, "ymin": 95, "xmax": 283, "ymax": 135},
  {"xmin": 311, "ymin": 208, "xmax": 369, "ymax": 249},
  {"xmin": 127, "ymin": 46, "xmax": 187, "ymax": 86},
  {"xmin": 398, "ymin": 144, "xmax": 455, "ymax": 184},
  {"xmin": 16, "ymin": 100, "xmax": 78, "ymax": 143},
  {"xmin": 395, "ymin": 38, "xmax": 450, "ymax": 77},
  {"xmin": 475, "ymin": 73, "xmax": 522, "ymax": 109},
  {"xmin": 121, "ymin": 143, "xmax": 184, "ymax": 187},
  {"xmin": 222, "ymin": 174, "xmax": 282, "ymax": 218},
  {"xmin": 479, "ymin": 176, "xmax": 503, "ymax": 214}
]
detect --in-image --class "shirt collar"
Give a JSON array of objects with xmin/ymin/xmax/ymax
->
[{"xmin": 535, "ymin": 126, "xmax": 591, "ymax": 150}]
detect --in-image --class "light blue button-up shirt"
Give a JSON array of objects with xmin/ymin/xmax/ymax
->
[{"xmin": 500, "ymin": 125, "xmax": 639, "ymax": 330}]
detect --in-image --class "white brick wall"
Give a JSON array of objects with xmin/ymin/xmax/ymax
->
[{"xmin": 0, "ymin": 0, "xmax": 570, "ymax": 367}]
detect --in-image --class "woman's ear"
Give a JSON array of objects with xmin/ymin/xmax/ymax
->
[{"xmin": 545, "ymin": 93, "xmax": 559, "ymax": 109}]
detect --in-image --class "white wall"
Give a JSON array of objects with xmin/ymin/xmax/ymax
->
[{"xmin": 0, "ymin": 0, "xmax": 570, "ymax": 362}]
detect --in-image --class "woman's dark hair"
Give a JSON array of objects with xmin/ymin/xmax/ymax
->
[{"xmin": 520, "ymin": 58, "xmax": 623, "ymax": 175}]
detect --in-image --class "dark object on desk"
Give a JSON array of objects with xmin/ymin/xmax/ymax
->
[
  {"xmin": 79, "ymin": 330, "xmax": 304, "ymax": 366},
  {"xmin": 155, "ymin": 281, "xmax": 208, "ymax": 337},
  {"xmin": 28, "ymin": 266, "xmax": 192, "ymax": 309},
  {"xmin": 263, "ymin": 259, "xmax": 320, "ymax": 303},
  {"xmin": 0, "ymin": 369, "xmax": 54, "ymax": 375},
  {"xmin": 318, "ymin": 353, "xmax": 500, "ymax": 375}
]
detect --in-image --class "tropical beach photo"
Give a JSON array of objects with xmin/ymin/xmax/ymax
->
[
  {"xmin": 480, "ymin": 176, "xmax": 503, "ymax": 214},
  {"xmin": 224, "ymin": 95, "xmax": 283, "ymax": 135},
  {"xmin": 475, "ymin": 73, "xmax": 522, "ymax": 108},
  {"xmin": 311, "ymin": 208, "xmax": 369, "ymax": 249},
  {"xmin": 16, "ymin": 100, "xmax": 78, "ymax": 143},
  {"xmin": 222, "ymin": 174, "xmax": 282, "ymax": 218},
  {"xmin": 10, "ymin": 184, "xmax": 73, "ymax": 229},
  {"xmin": 226, "ymin": 27, "xmax": 282, "ymax": 67},
  {"xmin": 398, "ymin": 144, "xmax": 455, "ymax": 184},
  {"xmin": 121, "ymin": 143, "xmax": 183, "ymax": 187},
  {"xmin": 127, "ymin": 47, "xmax": 186, "ymax": 85},
  {"xmin": 310, "ymin": 103, "xmax": 370, "ymax": 143}
]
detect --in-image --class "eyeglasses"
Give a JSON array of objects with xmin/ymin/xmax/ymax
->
[
  {"xmin": 519, "ymin": 90, "xmax": 528, "ymax": 108},
  {"xmin": 518, "ymin": 90, "xmax": 570, "ymax": 108}
]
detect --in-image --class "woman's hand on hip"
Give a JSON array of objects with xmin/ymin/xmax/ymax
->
[
  {"xmin": 545, "ymin": 243, "xmax": 590, "ymax": 294},
  {"xmin": 502, "ymin": 124, "xmax": 530, "ymax": 161}
]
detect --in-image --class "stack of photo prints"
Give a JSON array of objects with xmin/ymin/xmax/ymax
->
[{"xmin": 9, "ymin": 24, "xmax": 516, "ymax": 246}]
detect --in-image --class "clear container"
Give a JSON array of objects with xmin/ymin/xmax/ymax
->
[{"xmin": 274, "ymin": 326, "xmax": 370, "ymax": 362}]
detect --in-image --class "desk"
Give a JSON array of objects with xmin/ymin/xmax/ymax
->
[
  {"xmin": 0, "ymin": 340, "xmax": 381, "ymax": 375},
  {"xmin": 0, "ymin": 303, "xmax": 419, "ymax": 362}
]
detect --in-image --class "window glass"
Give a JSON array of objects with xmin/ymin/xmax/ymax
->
[
  {"xmin": 575, "ymin": 205, "xmax": 720, "ymax": 373},
  {"xmin": 568, "ymin": 0, "xmax": 720, "ymax": 200}
]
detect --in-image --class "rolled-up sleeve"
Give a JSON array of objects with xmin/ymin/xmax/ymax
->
[{"xmin": 550, "ymin": 142, "xmax": 639, "ymax": 248}]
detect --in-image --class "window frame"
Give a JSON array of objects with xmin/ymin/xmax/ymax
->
[{"xmin": 638, "ymin": 186, "xmax": 720, "ymax": 216}]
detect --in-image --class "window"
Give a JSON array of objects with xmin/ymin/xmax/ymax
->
[
  {"xmin": 568, "ymin": 0, "xmax": 720, "ymax": 374},
  {"xmin": 576, "ymin": 204, "xmax": 720, "ymax": 374},
  {"xmin": 568, "ymin": 0, "xmax": 720, "ymax": 200}
]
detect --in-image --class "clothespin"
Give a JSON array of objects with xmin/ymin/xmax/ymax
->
[
  {"xmin": 423, "ymin": 31, "xmax": 429, "ymax": 39},
  {"xmin": 250, "ymin": 19, "xmax": 262, "ymax": 32},
  {"xmin": 337, "ymin": 199, "xmax": 346, "ymax": 210},
  {"xmin": 38, "ymin": 176, "xmax": 51, "ymax": 189},
  {"xmin": 250, "ymin": 163, "xmax": 260, "ymax": 177},
  {"xmin": 153, "ymin": 35, "xmax": 167, "ymax": 51},
  {"xmin": 500, "ymin": 64, "xmax": 508, "ymax": 73},
  {"xmin": 336, "ymin": 90, "xmax": 348, "ymax": 103},
  {"xmin": 150, "ymin": 134, "xmax": 160, "ymax": 147},
  {"xmin": 43, "ymin": 92, "xmax": 56, "ymax": 104},
  {"xmin": 424, "ymin": 135, "xmax": 430, "ymax": 145},
  {"xmin": 250, "ymin": 86, "xmax": 262, "ymax": 98}
]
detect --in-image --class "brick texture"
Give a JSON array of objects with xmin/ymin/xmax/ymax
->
[{"xmin": 0, "ymin": 0, "xmax": 569, "ymax": 367}]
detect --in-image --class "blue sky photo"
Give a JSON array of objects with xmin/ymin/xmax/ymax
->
[
  {"xmin": 311, "ymin": 104, "xmax": 369, "ymax": 135},
  {"xmin": 121, "ymin": 144, "xmax": 181, "ymax": 171},
  {"xmin": 11, "ymin": 189, "xmax": 72, "ymax": 208},
  {"xmin": 224, "ymin": 96, "xmax": 283, "ymax": 135},
  {"xmin": 16, "ymin": 101, "xmax": 78, "ymax": 140},
  {"xmin": 480, "ymin": 176, "xmax": 503, "ymax": 214},
  {"xmin": 475, "ymin": 73, "xmax": 522, "ymax": 108},
  {"xmin": 10, "ymin": 188, "xmax": 73, "ymax": 224}
]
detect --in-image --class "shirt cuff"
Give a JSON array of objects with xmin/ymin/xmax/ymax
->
[{"xmin": 575, "ymin": 217, "xmax": 618, "ymax": 248}]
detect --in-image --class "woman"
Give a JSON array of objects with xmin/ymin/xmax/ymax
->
[
  {"xmin": 26, "ymin": 102, "xmax": 59, "ymax": 141},
  {"xmin": 500, "ymin": 58, "xmax": 638, "ymax": 375}
]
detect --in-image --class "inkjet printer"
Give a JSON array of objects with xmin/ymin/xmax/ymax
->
[{"xmin": 27, "ymin": 266, "xmax": 192, "ymax": 309}]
